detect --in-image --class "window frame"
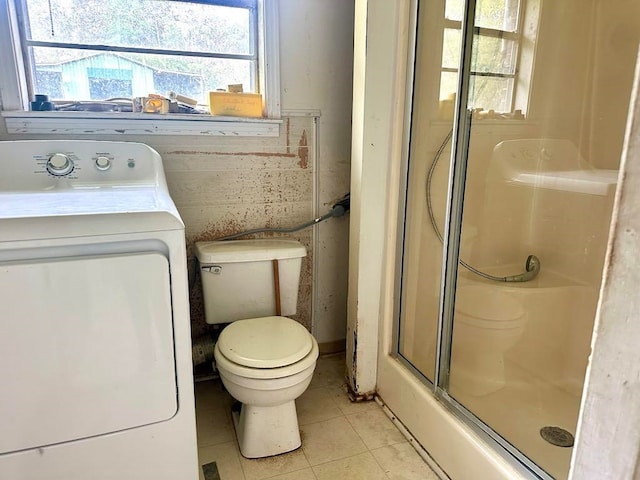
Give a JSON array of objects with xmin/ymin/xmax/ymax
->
[
  {"xmin": 441, "ymin": 0, "xmax": 526, "ymax": 114},
  {"xmin": 0, "ymin": 0, "xmax": 282, "ymax": 136}
]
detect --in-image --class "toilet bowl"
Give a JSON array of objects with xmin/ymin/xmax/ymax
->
[
  {"xmin": 214, "ymin": 316, "xmax": 318, "ymax": 458},
  {"xmin": 450, "ymin": 284, "xmax": 526, "ymax": 396},
  {"xmin": 195, "ymin": 239, "xmax": 317, "ymax": 458}
]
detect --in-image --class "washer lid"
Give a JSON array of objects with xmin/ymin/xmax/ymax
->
[{"xmin": 217, "ymin": 316, "xmax": 313, "ymax": 368}]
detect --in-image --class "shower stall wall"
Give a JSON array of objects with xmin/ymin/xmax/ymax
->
[{"xmin": 348, "ymin": 0, "xmax": 640, "ymax": 479}]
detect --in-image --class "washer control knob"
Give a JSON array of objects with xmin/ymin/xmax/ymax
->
[
  {"xmin": 95, "ymin": 156, "xmax": 111, "ymax": 171},
  {"xmin": 46, "ymin": 153, "xmax": 74, "ymax": 175}
]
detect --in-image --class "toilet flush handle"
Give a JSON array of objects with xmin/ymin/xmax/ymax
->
[{"xmin": 202, "ymin": 265, "xmax": 223, "ymax": 274}]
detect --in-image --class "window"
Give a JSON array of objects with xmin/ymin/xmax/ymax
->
[
  {"xmin": 0, "ymin": 0, "xmax": 281, "ymax": 130},
  {"xmin": 440, "ymin": 0, "xmax": 524, "ymax": 115}
]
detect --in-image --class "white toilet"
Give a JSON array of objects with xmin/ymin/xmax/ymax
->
[{"xmin": 194, "ymin": 239, "xmax": 318, "ymax": 459}]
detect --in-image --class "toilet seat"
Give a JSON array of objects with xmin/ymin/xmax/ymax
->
[{"xmin": 215, "ymin": 316, "xmax": 318, "ymax": 380}]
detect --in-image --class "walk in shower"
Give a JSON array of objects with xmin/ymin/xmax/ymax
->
[{"xmin": 395, "ymin": 0, "xmax": 639, "ymax": 478}]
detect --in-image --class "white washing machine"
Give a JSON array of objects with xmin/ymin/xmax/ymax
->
[{"xmin": 0, "ymin": 141, "xmax": 198, "ymax": 479}]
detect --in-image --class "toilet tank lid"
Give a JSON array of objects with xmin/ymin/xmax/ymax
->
[{"xmin": 195, "ymin": 239, "xmax": 306, "ymax": 263}]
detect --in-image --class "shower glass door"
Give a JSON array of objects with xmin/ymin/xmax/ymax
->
[{"xmin": 397, "ymin": 0, "xmax": 637, "ymax": 478}]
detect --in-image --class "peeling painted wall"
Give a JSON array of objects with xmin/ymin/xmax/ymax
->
[
  {"xmin": 0, "ymin": 0, "xmax": 354, "ymax": 349},
  {"xmin": 0, "ymin": 116, "xmax": 316, "ymax": 338},
  {"xmin": 280, "ymin": 0, "xmax": 354, "ymax": 347},
  {"xmin": 163, "ymin": 116, "xmax": 316, "ymax": 336}
]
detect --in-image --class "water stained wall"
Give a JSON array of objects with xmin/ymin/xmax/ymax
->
[
  {"xmin": 160, "ymin": 116, "xmax": 316, "ymax": 336},
  {"xmin": 0, "ymin": 0, "xmax": 356, "ymax": 348},
  {"xmin": 0, "ymin": 115, "xmax": 320, "ymax": 339}
]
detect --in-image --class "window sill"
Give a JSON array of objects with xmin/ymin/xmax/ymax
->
[{"xmin": 1, "ymin": 111, "xmax": 282, "ymax": 137}]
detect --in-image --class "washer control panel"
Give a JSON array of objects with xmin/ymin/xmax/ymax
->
[{"xmin": 0, "ymin": 141, "xmax": 162, "ymax": 191}]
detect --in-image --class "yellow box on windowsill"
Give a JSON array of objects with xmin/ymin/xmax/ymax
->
[{"xmin": 208, "ymin": 91, "xmax": 263, "ymax": 118}]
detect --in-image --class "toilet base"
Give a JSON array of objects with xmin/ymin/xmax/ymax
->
[{"xmin": 232, "ymin": 401, "xmax": 301, "ymax": 458}]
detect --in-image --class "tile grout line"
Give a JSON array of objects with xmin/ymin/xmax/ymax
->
[
  {"xmin": 232, "ymin": 436, "xmax": 249, "ymax": 480},
  {"xmin": 300, "ymin": 438, "xmax": 313, "ymax": 472},
  {"xmin": 375, "ymin": 397, "xmax": 451, "ymax": 480},
  {"xmin": 342, "ymin": 407, "xmax": 397, "ymax": 478},
  {"xmin": 259, "ymin": 465, "xmax": 317, "ymax": 480},
  {"xmin": 297, "ymin": 385, "xmax": 349, "ymax": 428},
  {"xmin": 343, "ymin": 406, "xmax": 406, "ymax": 450},
  {"xmin": 232, "ymin": 440, "xmax": 248, "ymax": 480},
  {"xmin": 305, "ymin": 361, "xmax": 399, "ymax": 476},
  {"xmin": 199, "ymin": 410, "xmax": 244, "ymax": 480},
  {"xmin": 302, "ymin": 415, "xmax": 370, "ymax": 470}
]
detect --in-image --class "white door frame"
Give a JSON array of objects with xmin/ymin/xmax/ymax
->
[
  {"xmin": 347, "ymin": 0, "xmax": 411, "ymax": 397},
  {"xmin": 348, "ymin": 2, "xmax": 523, "ymax": 476}
]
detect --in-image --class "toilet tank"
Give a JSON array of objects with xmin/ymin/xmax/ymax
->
[{"xmin": 195, "ymin": 239, "xmax": 307, "ymax": 324}]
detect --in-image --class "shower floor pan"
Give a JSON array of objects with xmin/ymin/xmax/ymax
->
[
  {"xmin": 450, "ymin": 361, "xmax": 580, "ymax": 479},
  {"xmin": 451, "ymin": 266, "xmax": 596, "ymax": 479}
]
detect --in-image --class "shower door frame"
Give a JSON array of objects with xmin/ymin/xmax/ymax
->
[
  {"xmin": 367, "ymin": 0, "xmax": 562, "ymax": 478},
  {"xmin": 393, "ymin": 0, "xmax": 553, "ymax": 477},
  {"xmin": 358, "ymin": 0, "xmax": 532, "ymax": 474}
]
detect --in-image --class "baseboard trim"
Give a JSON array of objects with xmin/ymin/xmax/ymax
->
[{"xmin": 318, "ymin": 339, "xmax": 346, "ymax": 355}]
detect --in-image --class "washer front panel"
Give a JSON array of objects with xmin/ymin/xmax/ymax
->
[{"xmin": 0, "ymin": 251, "xmax": 177, "ymax": 454}]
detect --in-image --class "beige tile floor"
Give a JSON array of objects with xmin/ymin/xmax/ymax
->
[{"xmin": 195, "ymin": 353, "xmax": 440, "ymax": 480}]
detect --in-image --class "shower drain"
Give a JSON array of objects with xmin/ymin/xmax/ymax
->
[{"xmin": 540, "ymin": 426, "xmax": 575, "ymax": 447}]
